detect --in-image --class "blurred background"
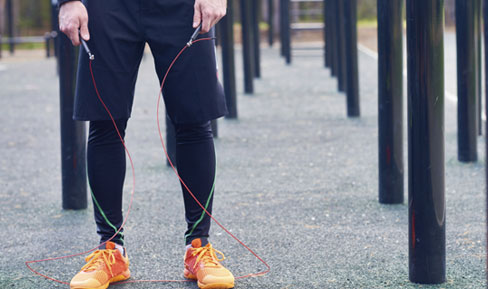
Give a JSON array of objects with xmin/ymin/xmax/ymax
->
[{"xmin": 0, "ymin": 0, "xmax": 456, "ymax": 54}]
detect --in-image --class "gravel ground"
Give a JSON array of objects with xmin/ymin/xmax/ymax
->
[{"xmin": 0, "ymin": 32, "xmax": 486, "ymax": 288}]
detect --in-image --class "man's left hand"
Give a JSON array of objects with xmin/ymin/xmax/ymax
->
[{"xmin": 193, "ymin": 0, "xmax": 227, "ymax": 33}]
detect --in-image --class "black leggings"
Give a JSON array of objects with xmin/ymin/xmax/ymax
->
[{"xmin": 87, "ymin": 119, "xmax": 215, "ymax": 246}]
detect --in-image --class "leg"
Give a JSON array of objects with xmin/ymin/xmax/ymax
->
[
  {"xmin": 174, "ymin": 121, "xmax": 216, "ymax": 246},
  {"xmin": 87, "ymin": 119, "xmax": 128, "ymax": 246}
]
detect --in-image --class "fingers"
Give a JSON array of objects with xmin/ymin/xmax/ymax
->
[
  {"xmin": 194, "ymin": 0, "xmax": 226, "ymax": 33},
  {"xmin": 193, "ymin": 3, "xmax": 202, "ymax": 28},
  {"xmin": 62, "ymin": 22, "xmax": 81, "ymax": 46},
  {"xmin": 200, "ymin": 8, "xmax": 226, "ymax": 33},
  {"xmin": 59, "ymin": 1, "xmax": 89, "ymax": 46},
  {"xmin": 80, "ymin": 18, "xmax": 90, "ymax": 41}
]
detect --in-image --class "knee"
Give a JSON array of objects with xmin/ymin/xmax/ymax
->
[
  {"xmin": 174, "ymin": 121, "xmax": 213, "ymax": 144},
  {"xmin": 88, "ymin": 119, "xmax": 128, "ymax": 145}
]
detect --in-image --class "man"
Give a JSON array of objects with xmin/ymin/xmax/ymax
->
[{"xmin": 58, "ymin": 0, "xmax": 233, "ymax": 288}]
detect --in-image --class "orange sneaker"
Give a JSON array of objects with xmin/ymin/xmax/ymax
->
[
  {"xmin": 70, "ymin": 242, "xmax": 130, "ymax": 289},
  {"xmin": 184, "ymin": 239, "xmax": 235, "ymax": 289}
]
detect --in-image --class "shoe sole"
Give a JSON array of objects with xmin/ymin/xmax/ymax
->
[
  {"xmin": 70, "ymin": 269, "xmax": 130, "ymax": 289},
  {"xmin": 184, "ymin": 269, "xmax": 234, "ymax": 289}
]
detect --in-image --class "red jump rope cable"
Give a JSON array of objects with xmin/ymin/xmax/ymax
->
[{"xmin": 25, "ymin": 38, "xmax": 270, "ymax": 286}]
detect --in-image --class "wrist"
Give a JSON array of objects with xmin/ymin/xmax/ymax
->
[{"xmin": 58, "ymin": 0, "xmax": 81, "ymax": 9}]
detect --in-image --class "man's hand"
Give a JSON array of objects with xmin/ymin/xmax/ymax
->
[
  {"xmin": 193, "ymin": 0, "xmax": 227, "ymax": 33},
  {"xmin": 59, "ymin": 1, "xmax": 90, "ymax": 46}
]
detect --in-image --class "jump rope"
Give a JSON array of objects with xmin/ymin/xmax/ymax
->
[{"xmin": 25, "ymin": 25, "xmax": 270, "ymax": 286}]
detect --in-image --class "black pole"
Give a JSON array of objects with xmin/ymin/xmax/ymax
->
[
  {"xmin": 456, "ymin": 0, "xmax": 478, "ymax": 162},
  {"xmin": 407, "ymin": 0, "xmax": 446, "ymax": 284},
  {"xmin": 330, "ymin": 0, "xmax": 338, "ymax": 77},
  {"xmin": 280, "ymin": 0, "xmax": 285, "ymax": 56},
  {"xmin": 282, "ymin": 0, "xmax": 291, "ymax": 64},
  {"xmin": 378, "ymin": 0, "xmax": 403, "ymax": 204},
  {"xmin": 344, "ymin": 0, "xmax": 359, "ymax": 117},
  {"xmin": 221, "ymin": 1, "xmax": 238, "ymax": 119},
  {"xmin": 166, "ymin": 114, "xmax": 177, "ymax": 167},
  {"xmin": 336, "ymin": 0, "xmax": 347, "ymax": 92},
  {"xmin": 6, "ymin": 0, "xmax": 14, "ymax": 55},
  {"xmin": 51, "ymin": 0, "xmax": 59, "ymax": 58},
  {"xmin": 252, "ymin": 0, "xmax": 261, "ymax": 78},
  {"xmin": 476, "ymin": 0, "xmax": 482, "ymax": 136},
  {"xmin": 268, "ymin": 0, "xmax": 274, "ymax": 47},
  {"xmin": 484, "ymin": 0, "xmax": 488, "ymax": 280},
  {"xmin": 240, "ymin": 0, "xmax": 255, "ymax": 94},
  {"xmin": 324, "ymin": 0, "xmax": 329, "ymax": 68},
  {"xmin": 45, "ymin": 33, "xmax": 51, "ymax": 58},
  {"xmin": 211, "ymin": 119, "xmax": 218, "ymax": 138},
  {"xmin": 59, "ymin": 33, "xmax": 87, "ymax": 210},
  {"xmin": 214, "ymin": 19, "xmax": 221, "ymax": 47}
]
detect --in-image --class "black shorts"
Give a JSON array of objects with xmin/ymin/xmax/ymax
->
[{"xmin": 74, "ymin": 0, "xmax": 227, "ymax": 124}]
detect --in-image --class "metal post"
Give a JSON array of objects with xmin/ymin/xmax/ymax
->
[
  {"xmin": 407, "ymin": 0, "xmax": 446, "ymax": 284},
  {"xmin": 282, "ymin": 0, "xmax": 291, "ymax": 64},
  {"xmin": 378, "ymin": 0, "xmax": 403, "ymax": 204},
  {"xmin": 211, "ymin": 119, "xmax": 218, "ymax": 138},
  {"xmin": 456, "ymin": 0, "xmax": 478, "ymax": 162},
  {"xmin": 336, "ymin": 0, "xmax": 347, "ymax": 92},
  {"xmin": 280, "ymin": 0, "xmax": 285, "ymax": 56},
  {"xmin": 268, "ymin": 0, "xmax": 274, "ymax": 47},
  {"xmin": 484, "ymin": 0, "xmax": 488, "ymax": 280},
  {"xmin": 252, "ymin": 0, "xmax": 261, "ymax": 78},
  {"xmin": 344, "ymin": 0, "xmax": 359, "ymax": 116},
  {"xmin": 214, "ymin": 19, "xmax": 221, "ymax": 47},
  {"xmin": 6, "ymin": 0, "xmax": 14, "ymax": 55},
  {"xmin": 45, "ymin": 33, "xmax": 51, "ymax": 58},
  {"xmin": 220, "ymin": 0, "xmax": 238, "ymax": 119},
  {"xmin": 51, "ymin": 0, "xmax": 59, "ymax": 58},
  {"xmin": 476, "ymin": 0, "xmax": 482, "ymax": 136},
  {"xmin": 59, "ymin": 33, "xmax": 87, "ymax": 210},
  {"xmin": 166, "ymin": 114, "xmax": 177, "ymax": 167},
  {"xmin": 329, "ymin": 0, "xmax": 338, "ymax": 77},
  {"xmin": 324, "ymin": 0, "xmax": 329, "ymax": 68},
  {"xmin": 240, "ymin": 0, "xmax": 255, "ymax": 94}
]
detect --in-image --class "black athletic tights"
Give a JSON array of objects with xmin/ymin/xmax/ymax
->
[{"xmin": 87, "ymin": 119, "xmax": 215, "ymax": 246}]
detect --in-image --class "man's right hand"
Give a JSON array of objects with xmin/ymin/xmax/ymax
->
[{"xmin": 59, "ymin": 1, "xmax": 90, "ymax": 46}]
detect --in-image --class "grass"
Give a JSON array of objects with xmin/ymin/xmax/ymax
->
[
  {"xmin": 1, "ymin": 42, "xmax": 46, "ymax": 50},
  {"xmin": 357, "ymin": 18, "xmax": 378, "ymax": 28}
]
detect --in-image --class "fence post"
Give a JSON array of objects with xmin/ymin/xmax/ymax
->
[
  {"xmin": 456, "ymin": 0, "xmax": 478, "ymax": 162},
  {"xmin": 51, "ymin": 0, "xmax": 59, "ymax": 58},
  {"xmin": 344, "ymin": 0, "xmax": 359, "ymax": 117},
  {"xmin": 407, "ymin": 0, "xmax": 446, "ymax": 284},
  {"xmin": 6, "ymin": 0, "xmax": 15, "ymax": 55},
  {"xmin": 484, "ymin": 0, "xmax": 488, "ymax": 278},
  {"xmin": 378, "ymin": 0, "xmax": 404, "ymax": 204},
  {"xmin": 324, "ymin": 0, "xmax": 329, "ymax": 68},
  {"xmin": 476, "ymin": 0, "xmax": 482, "ymax": 136},
  {"xmin": 221, "ymin": 0, "xmax": 238, "ymax": 119},
  {"xmin": 336, "ymin": 0, "xmax": 346, "ymax": 92},
  {"xmin": 268, "ymin": 0, "xmax": 274, "ymax": 47},
  {"xmin": 45, "ymin": 33, "xmax": 51, "ymax": 58},
  {"xmin": 329, "ymin": 0, "xmax": 338, "ymax": 77},
  {"xmin": 252, "ymin": 0, "xmax": 262, "ymax": 78},
  {"xmin": 281, "ymin": 0, "xmax": 291, "ymax": 64},
  {"xmin": 58, "ymin": 33, "xmax": 87, "ymax": 210},
  {"xmin": 211, "ymin": 119, "xmax": 218, "ymax": 138},
  {"xmin": 240, "ymin": 0, "xmax": 255, "ymax": 93}
]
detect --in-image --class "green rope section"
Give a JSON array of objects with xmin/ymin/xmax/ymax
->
[
  {"xmin": 184, "ymin": 165, "xmax": 217, "ymax": 243},
  {"xmin": 91, "ymin": 190, "xmax": 125, "ymax": 245}
]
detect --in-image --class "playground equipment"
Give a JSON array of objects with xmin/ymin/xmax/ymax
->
[{"xmin": 50, "ymin": 0, "xmax": 485, "ymax": 285}]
